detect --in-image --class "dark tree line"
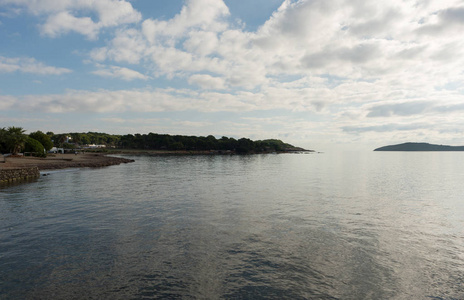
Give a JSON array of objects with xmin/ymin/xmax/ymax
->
[
  {"xmin": 118, "ymin": 133, "xmax": 298, "ymax": 153},
  {"xmin": 1, "ymin": 127, "xmax": 302, "ymax": 155},
  {"xmin": 52, "ymin": 132, "xmax": 300, "ymax": 153},
  {"xmin": 48, "ymin": 132, "xmax": 119, "ymax": 148}
]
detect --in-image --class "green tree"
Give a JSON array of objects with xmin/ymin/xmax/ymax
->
[
  {"xmin": 24, "ymin": 137, "xmax": 46, "ymax": 157},
  {"xmin": 169, "ymin": 141, "xmax": 184, "ymax": 150},
  {"xmin": 53, "ymin": 134, "xmax": 67, "ymax": 147},
  {"xmin": 5, "ymin": 126, "xmax": 28, "ymax": 155},
  {"xmin": 80, "ymin": 134, "xmax": 91, "ymax": 145},
  {"xmin": 70, "ymin": 133, "xmax": 82, "ymax": 145},
  {"xmin": 236, "ymin": 138, "xmax": 254, "ymax": 153},
  {"xmin": 29, "ymin": 131, "xmax": 54, "ymax": 151},
  {"xmin": 0, "ymin": 128, "xmax": 7, "ymax": 153},
  {"xmin": 62, "ymin": 143, "xmax": 76, "ymax": 149}
]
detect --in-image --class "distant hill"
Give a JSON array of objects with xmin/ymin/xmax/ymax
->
[{"xmin": 374, "ymin": 142, "xmax": 464, "ymax": 151}]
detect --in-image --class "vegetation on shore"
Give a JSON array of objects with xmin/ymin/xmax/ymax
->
[
  {"xmin": 374, "ymin": 142, "xmax": 464, "ymax": 151},
  {"xmin": 0, "ymin": 127, "xmax": 53, "ymax": 157},
  {"xmin": 1, "ymin": 127, "xmax": 311, "ymax": 156},
  {"xmin": 115, "ymin": 134, "xmax": 309, "ymax": 153}
]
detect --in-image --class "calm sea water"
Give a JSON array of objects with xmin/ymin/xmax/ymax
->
[{"xmin": 1, "ymin": 152, "xmax": 463, "ymax": 299}]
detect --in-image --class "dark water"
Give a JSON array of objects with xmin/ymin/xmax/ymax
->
[{"xmin": 1, "ymin": 153, "xmax": 464, "ymax": 299}]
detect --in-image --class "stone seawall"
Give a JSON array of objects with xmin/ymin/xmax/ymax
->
[{"xmin": 0, "ymin": 167, "xmax": 40, "ymax": 183}]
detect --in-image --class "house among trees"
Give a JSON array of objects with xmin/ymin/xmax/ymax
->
[{"xmin": 49, "ymin": 147, "xmax": 64, "ymax": 154}]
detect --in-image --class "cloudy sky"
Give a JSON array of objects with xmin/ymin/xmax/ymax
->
[{"xmin": 1, "ymin": 0, "xmax": 464, "ymax": 151}]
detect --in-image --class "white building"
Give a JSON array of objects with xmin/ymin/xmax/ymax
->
[{"xmin": 49, "ymin": 147, "xmax": 64, "ymax": 154}]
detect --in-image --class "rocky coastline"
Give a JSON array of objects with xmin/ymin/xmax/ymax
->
[
  {"xmin": 0, "ymin": 153, "xmax": 134, "ymax": 171},
  {"xmin": 0, "ymin": 166, "xmax": 40, "ymax": 183}
]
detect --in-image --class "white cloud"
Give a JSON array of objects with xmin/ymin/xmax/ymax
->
[
  {"xmin": 84, "ymin": 0, "xmax": 464, "ymax": 95},
  {"xmin": 0, "ymin": 0, "xmax": 141, "ymax": 39},
  {"xmin": 416, "ymin": 5, "xmax": 464, "ymax": 37},
  {"xmin": 0, "ymin": 87, "xmax": 325, "ymax": 113},
  {"xmin": 3, "ymin": 0, "xmax": 464, "ymax": 149},
  {"xmin": 92, "ymin": 65, "xmax": 149, "ymax": 81},
  {"xmin": 171, "ymin": 120, "xmax": 213, "ymax": 127},
  {"xmin": 0, "ymin": 95, "xmax": 16, "ymax": 110},
  {"xmin": 188, "ymin": 74, "xmax": 225, "ymax": 89},
  {"xmin": 0, "ymin": 62, "xmax": 19, "ymax": 73},
  {"xmin": 0, "ymin": 56, "xmax": 72, "ymax": 75},
  {"xmin": 100, "ymin": 117, "xmax": 126, "ymax": 123},
  {"xmin": 41, "ymin": 11, "xmax": 99, "ymax": 39},
  {"xmin": 90, "ymin": 28, "xmax": 148, "ymax": 63},
  {"xmin": 183, "ymin": 30, "xmax": 219, "ymax": 56},
  {"xmin": 141, "ymin": 0, "xmax": 229, "ymax": 40}
]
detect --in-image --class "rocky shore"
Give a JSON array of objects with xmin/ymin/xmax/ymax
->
[
  {"xmin": 0, "ymin": 166, "xmax": 40, "ymax": 183},
  {"xmin": 0, "ymin": 153, "xmax": 135, "ymax": 171}
]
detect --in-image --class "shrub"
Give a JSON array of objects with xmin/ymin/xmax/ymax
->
[
  {"xmin": 24, "ymin": 137, "xmax": 46, "ymax": 157},
  {"xmin": 29, "ymin": 131, "xmax": 54, "ymax": 151}
]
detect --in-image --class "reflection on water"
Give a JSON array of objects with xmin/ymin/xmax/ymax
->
[{"xmin": 1, "ymin": 153, "xmax": 464, "ymax": 299}]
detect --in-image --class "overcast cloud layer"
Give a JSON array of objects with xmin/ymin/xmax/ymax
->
[{"xmin": 1, "ymin": 0, "xmax": 464, "ymax": 150}]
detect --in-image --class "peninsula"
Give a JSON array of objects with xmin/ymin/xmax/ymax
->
[
  {"xmin": 0, "ymin": 153, "xmax": 135, "ymax": 184},
  {"xmin": 1, "ymin": 127, "xmax": 313, "ymax": 183},
  {"xmin": 1, "ymin": 153, "xmax": 135, "ymax": 170},
  {"xmin": 374, "ymin": 142, "xmax": 464, "ymax": 151},
  {"xmin": 1, "ymin": 127, "xmax": 313, "ymax": 156}
]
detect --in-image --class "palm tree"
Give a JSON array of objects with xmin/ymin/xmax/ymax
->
[
  {"xmin": 5, "ymin": 126, "xmax": 28, "ymax": 155},
  {"xmin": 0, "ymin": 128, "xmax": 7, "ymax": 153}
]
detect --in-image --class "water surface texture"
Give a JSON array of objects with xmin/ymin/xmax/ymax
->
[{"xmin": 1, "ymin": 153, "xmax": 464, "ymax": 299}]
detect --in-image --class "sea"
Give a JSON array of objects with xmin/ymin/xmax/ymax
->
[{"xmin": 1, "ymin": 152, "xmax": 463, "ymax": 299}]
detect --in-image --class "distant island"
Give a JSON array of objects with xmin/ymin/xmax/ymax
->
[{"xmin": 374, "ymin": 142, "xmax": 464, "ymax": 151}]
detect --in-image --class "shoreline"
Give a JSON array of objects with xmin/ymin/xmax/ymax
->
[
  {"xmin": 0, "ymin": 153, "xmax": 135, "ymax": 171},
  {"xmin": 0, "ymin": 149, "xmax": 313, "ymax": 172},
  {"xmin": 107, "ymin": 149, "xmax": 315, "ymax": 156},
  {"xmin": 0, "ymin": 150, "xmax": 314, "ymax": 180}
]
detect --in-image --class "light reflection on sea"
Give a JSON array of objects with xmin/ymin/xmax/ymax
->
[{"xmin": 1, "ymin": 152, "xmax": 464, "ymax": 299}]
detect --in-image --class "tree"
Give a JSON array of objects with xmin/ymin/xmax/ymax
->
[
  {"xmin": 53, "ymin": 134, "xmax": 68, "ymax": 147},
  {"xmin": 80, "ymin": 134, "xmax": 91, "ymax": 145},
  {"xmin": 29, "ymin": 131, "xmax": 54, "ymax": 151},
  {"xmin": 70, "ymin": 133, "xmax": 82, "ymax": 145},
  {"xmin": 62, "ymin": 143, "xmax": 76, "ymax": 149},
  {"xmin": 168, "ymin": 141, "xmax": 184, "ymax": 150},
  {"xmin": 24, "ymin": 137, "xmax": 46, "ymax": 157},
  {"xmin": 0, "ymin": 128, "xmax": 7, "ymax": 153},
  {"xmin": 5, "ymin": 127, "xmax": 28, "ymax": 155},
  {"xmin": 236, "ymin": 138, "xmax": 254, "ymax": 153}
]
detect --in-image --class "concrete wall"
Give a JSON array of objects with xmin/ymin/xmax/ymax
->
[{"xmin": 0, "ymin": 167, "xmax": 40, "ymax": 183}]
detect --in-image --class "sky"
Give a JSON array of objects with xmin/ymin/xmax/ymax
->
[{"xmin": 1, "ymin": 0, "xmax": 464, "ymax": 151}]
